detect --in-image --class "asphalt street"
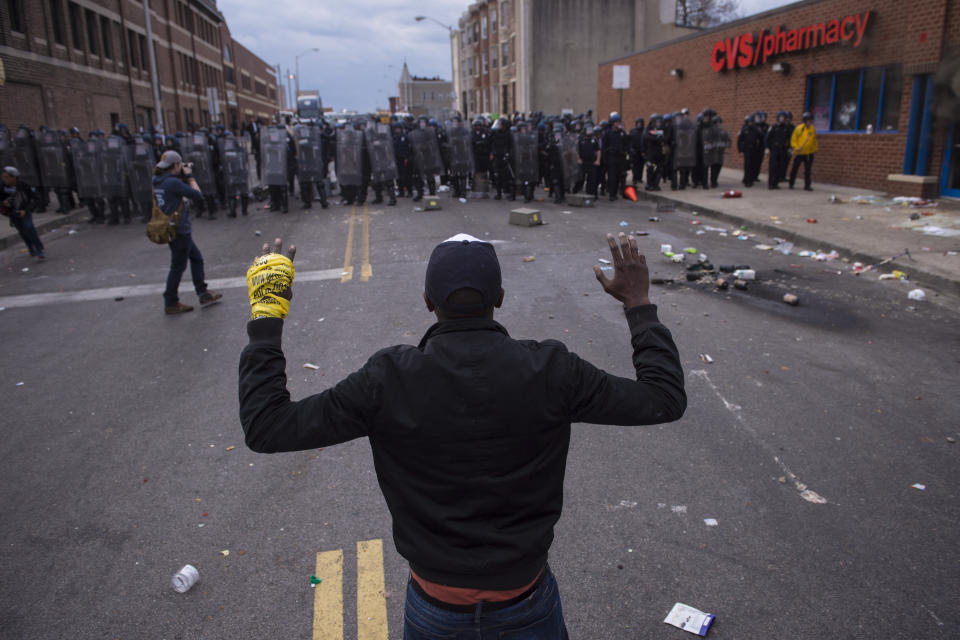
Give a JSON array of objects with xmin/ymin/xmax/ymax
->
[{"xmin": 1, "ymin": 190, "xmax": 958, "ymax": 639}]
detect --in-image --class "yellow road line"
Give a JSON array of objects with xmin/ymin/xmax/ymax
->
[
  {"xmin": 361, "ymin": 202, "xmax": 373, "ymax": 282},
  {"xmin": 356, "ymin": 539, "xmax": 388, "ymax": 640},
  {"xmin": 313, "ymin": 549, "xmax": 344, "ymax": 640},
  {"xmin": 341, "ymin": 204, "xmax": 357, "ymax": 283}
]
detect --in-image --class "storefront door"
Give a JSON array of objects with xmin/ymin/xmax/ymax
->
[{"xmin": 943, "ymin": 121, "xmax": 960, "ymax": 198}]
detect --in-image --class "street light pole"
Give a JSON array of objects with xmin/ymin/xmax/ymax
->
[
  {"xmin": 415, "ymin": 16, "xmax": 457, "ymax": 115},
  {"xmin": 295, "ymin": 47, "xmax": 320, "ymax": 98}
]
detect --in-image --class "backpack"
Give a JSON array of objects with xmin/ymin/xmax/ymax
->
[{"xmin": 146, "ymin": 194, "xmax": 182, "ymax": 244}]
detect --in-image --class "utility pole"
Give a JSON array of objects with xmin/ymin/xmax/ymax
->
[{"xmin": 143, "ymin": 0, "xmax": 165, "ymax": 133}]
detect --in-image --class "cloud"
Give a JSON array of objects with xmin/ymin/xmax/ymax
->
[{"xmin": 218, "ymin": 0, "xmax": 462, "ymax": 113}]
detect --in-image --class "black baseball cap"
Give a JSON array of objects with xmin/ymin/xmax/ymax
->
[{"xmin": 425, "ymin": 234, "xmax": 502, "ymax": 313}]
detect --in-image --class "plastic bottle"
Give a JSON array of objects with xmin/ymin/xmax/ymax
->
[{"xmin": 733, "ymin": 269, "xmax": 756, "ymax": 281}]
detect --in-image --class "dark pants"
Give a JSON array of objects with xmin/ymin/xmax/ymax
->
[
  {"xmin": 228, "ymin": 192, "xmax": 250, "ymax": 216},
  {"xmin": 108, "ymin": 196, "xmax": 131, "ymax": 223},
  {"xmin": 789, "ymin": 153, "xmax": 814, "ymax": 189},
  {"xmin": 645, "ymin": 161, "xmax": 661, "ymax": 190},
  {"xmin": 769, "ymin": 149, "xmax": 789, "ymax": 187},
  {"xmin": 403, "ymin": 567, "xmax": 569, "ymax": 640},
  {"xmin": 164, "ymin": 233, "xmax": 207, "ymax": 307},
  {"xmin": 12, "ymin": 212, "xmax": 44, "ymax": 256},
  {"xmin": 677, "ymin": 167, "xmax": 692, "ymax": 189},
  {"xmin": 709, "ymin": 163, "xmax": 722, "ymax": 187},
  {"xmin": 630, "ymin": 153, "xmax": 644, "ymax": 185},
  {"xmin": 604, "ymin": 154, "xmax": 624, "ymax": 200},
  {"xmin": 492, "ymin": 157, "xmax": 513, "ymax": 197}
]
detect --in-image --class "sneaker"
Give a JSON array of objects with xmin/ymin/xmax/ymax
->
[
  {"xmin": 165, "ymin": 302, "xmax": 194, "ymax": 315},
  {"xmin": 199, "ymin": 291, "xmax": 223, "ymax": 307}
]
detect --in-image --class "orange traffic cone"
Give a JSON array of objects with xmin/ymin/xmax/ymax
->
[{"xmin": 624, "ymin": 185, "xmax": 638, "ymax": 202}]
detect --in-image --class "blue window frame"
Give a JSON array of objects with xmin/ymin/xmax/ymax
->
[{"xmin": 805, "ymin": 65, "xmax": 902, "ymax": 133}]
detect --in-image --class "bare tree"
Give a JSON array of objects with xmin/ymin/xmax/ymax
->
[{"xmin": 676, "ymin": 0, "xmax": 742, "ymax": 28}]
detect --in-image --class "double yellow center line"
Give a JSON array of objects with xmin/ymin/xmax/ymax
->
[
  {"xmin": 313, "ymin": 539, "xmax": 388, "ymax": 640},
  {"xmin": 341, "ymin": 203, "xmax": 373, "ymax": 283}
]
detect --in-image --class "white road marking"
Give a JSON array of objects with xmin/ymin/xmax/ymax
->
[
  {"xmin": 690, "ymin": 369, "xmax": 829, "ymax": 505},
  {"xmin": 0, "ymin": 267, "xmax": 344, "ymax": 309}
]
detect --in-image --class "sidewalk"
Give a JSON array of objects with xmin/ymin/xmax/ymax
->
[{"xmin": 633, "ymin": 167, "xmax": 960, "ymax": 297}]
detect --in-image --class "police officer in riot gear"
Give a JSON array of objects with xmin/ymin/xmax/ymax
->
[
  {"xmin": 642, "ymin": 115, "xmax": 665, "ymax": 191},
  {"xmin": 602, "ymin": 113, "xmax": 627, "ymax": 201},
  {"xmin": 629, "ymin": 117, "xmax": 645, "ymax": 187},
  {"xmin": 765, "ymin": 111, "xmax": 792, "ymax": 189},
  {"xmin": 489, "ymin": 118, "xmax": 514, "ymax": 200}
]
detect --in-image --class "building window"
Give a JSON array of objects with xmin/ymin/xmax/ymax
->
[
  {"xmin": 491, "ymin": 8, "xmax": 497, "ymax": 33},
  {"xmin": 85, "ymin": 10, "xmax": 99, "ymax": 55},
  {"xmin": 139, "ymin": 33, "xmax": 148, "ymax": 71},
  {"xmin": 806, "ymin": 66, "xmax": 903, "ymax": 133},
  {"xmin": 128, "ymin": 29, "xmax": 138, "ymax": 68},
  {"xmin": 482, "ymin": 52, "xmax": 487, "ymax": 75},
  {"xmin": 468, "ymin": 56, "xmax": 473, "ymax": 76},
  {"xmin": 501, "ymin": 1, "xmax": 509, "ymax": 27},
  {"xmin": 223, "ymin": 44, "xmax": 232, "ymax": 63},
  {"xmin": 100, "ymin": 17, "xmax": 112, "ymax": 60},
  {"xmin": 481, "ymin": 16, "xmax": 487, "ymax": 39},
  {"xmin": 225, "ymin": 65, "xmax": 234, "ymax": 84},
  {"xmin": 68, "ymin": 2, "xmax": 82, "ymax": 49},
  {"xmin": 502, "ymin": 41, "xmax": 509, "ymax": 65},
  {"xmin": 7, "ymin": 0, "xmax": 25, "ymax": 33},
  {"xmin": 473, "ymin": 22, "xmax": 479, "ymax": 42},
  {"xmin": 255, "ymin": 80, "xmax": 266, "ymax": 96},
  {"xmin": 50, "ymin": 0, "xmax": 65, "ymax": 45},
  {"xmin": 269, "ymin": 86, "xmax": 276, "ymax": 100},
  {"xmin": 491, "ymin": 46, "xmax": 497, "ymax": 70}
]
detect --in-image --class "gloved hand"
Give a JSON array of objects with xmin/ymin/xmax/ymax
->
[{"xmin": 247, "ymin": 237, "xmax": 296, "ymax": 320}]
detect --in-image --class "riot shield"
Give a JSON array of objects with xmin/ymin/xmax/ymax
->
[
  {"xmin": 260, "ymin": 126, "xmax": 288, "ymax": 187},
  {"xmin": 702, "ymin": 125, "xmax": 725, "ymax": 166},
  {"xmin": 101, "ymin": 136, "xmax": 128, "ymax": 198},
  {"xmin": 409, "ymin": 128, "xmax": 443, "ymax": 176},
  {"xmin": 37, "ymin": 130, "xmax": 69, "ymax": 189},
  {"xmin": 294, "ymin": 124, "xmax": 325, "ymax": 183},
  {"xmin": 181, "ymin": 132, "xmax": 215, "ymax": 191},
  {"xmin": 446, "ymin": 122, "xmax": 474, "ymax": 176},
  {"xmin": 673, "ymin": 118, "xmax": 697, "ymax": 169},
  {"xmin": 364, "ymin": 124, "xmax": 398, "ymax": 183},
  {"xmin": 126, "ymin": 137, "xmax": 154, "ymax": 202},
  {"xmin": 336, "ymin": 128, "xmax": 364, "ymax": 187},
  {"xmin": 12, "ymin": 128, "xmax": 40, "ymax": 184},
  {"xmin": 218, "ymin": 136, "xmax": 249, "ymax": 196},
  {"xmin": 241, "ymin": 133, "xmax": 258, "ymax": 189},
  {"xmin": 70, "ymin": 138, "xmax": 103, "ymax": 199},
  {"xmin": 512, "ymin": 130, "xmax": 538, "ymax": 184},
  {"xmin": 560, "ymin": 133, "xmax": 579, "ymax": 191}
]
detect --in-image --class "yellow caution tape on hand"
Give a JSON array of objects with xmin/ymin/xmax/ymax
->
[{"xmin": 246, "ymin": 253, "xmax": 295, "ymax": 320}]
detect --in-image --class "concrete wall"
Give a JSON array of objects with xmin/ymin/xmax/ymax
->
[{"xmin": 529, "ymin": 0, "xmax": 695, "ymax": 116}]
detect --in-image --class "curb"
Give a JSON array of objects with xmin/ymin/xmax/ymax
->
[
  {"xmin": 0, "ymin": 207, "xmax": 89, "ymax": 252},
  {"xmin": 634, "ymin": 190, "xmax": 960, "ymax": 299}
]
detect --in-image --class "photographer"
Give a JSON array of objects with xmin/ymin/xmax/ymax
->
[
  {"xmin": 1, "ymin": 166, "xmax": 44, "ymax": 260},
  {"xmin": 153, "ymin": 151, "xmax": 222, "ymax": 315}
]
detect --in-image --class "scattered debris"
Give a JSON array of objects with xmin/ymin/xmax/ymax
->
[
  {"xmin": 114, "ymin": 296, "xmax": 124, "ymax": 302},
  {"xmin": 255, "ymin": 230, "xmax": 262, "ymax": 236},
  {"xmin": 733, "ymin": 279, "xmax": 749, "ymax": 290},
  {"xmin": 782, "ymin": 293, "xmax": 799, "ymax": 306},
  {"xmin": 225, "ymin": 446, "xmax": 235, "ymax": 451},
  {"xmin": 68, "ymin": 229, "xmax": 78, "ymax": 235},
  {"xmin": 522, "ymin": 256, "xmax": 536, "ymax": 263},
  {"xmin": 733, "ymin": 269, "xmax": 756, "ymax": 281},
  {"xmin": 807, "ymin": 218, "xmax": 818, "ymax": 224},
  {"xmin": 302, "ymin": 363, "xmax": 320, "ymax": 370},
  {"xmin": 310, "ymin": 575, "xmax": 323, "ymax": 588},
  {"xmin": 16, "ymin": 382, "xmax": 24, "ymax": 386},
  {"xmin": 714, "ymin": 278, "xmax": 728, "ymax": 290},
  {"xmin": 722, "ymin": 190, "xmax": 742, "ymax": 198},
  {"xmin": 598, "ymin": 258, "xmax": 612, "ymax": 265},
  {"xmin": 664, "ymin": 602, "xmax": 716, "ymax": 637},
  {"xmin": 829, "ymin": 195, "xmax": 843, "ymax": 204},
  {"xmin": 171, "ymin": 565, "xmax": 200, "ymax": 593},
  {"xmin": 754, "ymin": 244, "xmax": 774, "ymax": 251},
  {"xmin": 619, "ymin": 220, "xmax": 628, "ymax": 227},
  {"xmin": 704, "ymin": 518, "xmax": 718, "ymax": 527},
  {"xmin": 458, "ymin": 198, "xmax": 467, "ymax": 204},
  {"xmin": 919, "ymin": 225, "xmax": 960, "ymax": 237},
  {"xmin": 907, "ymin": 289, "xmax": 926, "ymax": 301},
  {"xmin": 21, "ymin": 267, "xmax": 29, "ymax": 272},
  {"xmin": 699, "ymin": 354, "xmax": 714, "ymax": 364},
  {"xmin": 648, "ymin": 216, "xmax": 661, "ymax": 222},
  {"xmin": 911, "ymin": 483, "xmax": 926, "ymax": 491},
  {"xmin": 220, "ymin": 550, "xmax": 230, "ymax": 557}
]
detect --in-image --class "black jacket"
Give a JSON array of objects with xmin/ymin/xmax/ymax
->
[{"xmin": 238, "ymin": 305, "xmax": 685, "ymax": 590}]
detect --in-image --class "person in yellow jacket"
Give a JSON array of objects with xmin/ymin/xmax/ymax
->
[{"xmin": 789, "ymin": 111, "xmax": 818, "ymax": 191}]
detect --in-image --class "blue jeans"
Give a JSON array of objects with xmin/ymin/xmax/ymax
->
[
  {"xmin": 164, "ymin": 233, "xmax": 207, "ymax": 307},
  {"xmin": 12, "ymin": 212, "xmax": 44, "ymax": 257},
  {"xmin": 403, "ymin": 568, "xmax": 569, "ymax": 640}
]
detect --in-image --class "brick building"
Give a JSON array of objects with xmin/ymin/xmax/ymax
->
[
  {"xmin": 598, "ymin": 0, "xmax": 960, "ymax": 198},
  {"xmin": 0, "ymin": 0, "xmax": 280, "ymax": 135},
  {"xmin": 397, "ymin": 62, "xmax": 455, "ymax": 120}
]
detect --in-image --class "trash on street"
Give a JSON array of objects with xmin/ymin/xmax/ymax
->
[{"xmin": 664, "ymin": 602, "xmax": 716, "ymax": 636}]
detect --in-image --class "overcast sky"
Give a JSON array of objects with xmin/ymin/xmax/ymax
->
[{"xmin": 218, "ymin": 0, "xmax": 795, "ymax": 113}]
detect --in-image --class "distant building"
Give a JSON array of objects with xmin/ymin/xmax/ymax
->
[
  {"xmin": 452, "ymin": 0, "xmax": 696, "ymax": 117},
  {"xmin": 0, "ymin": 0, "xmax": 280, "ymax": 134},
  {"xmin": 397, "ymin": 62, "xmax": 456, "ymax": 120}
]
